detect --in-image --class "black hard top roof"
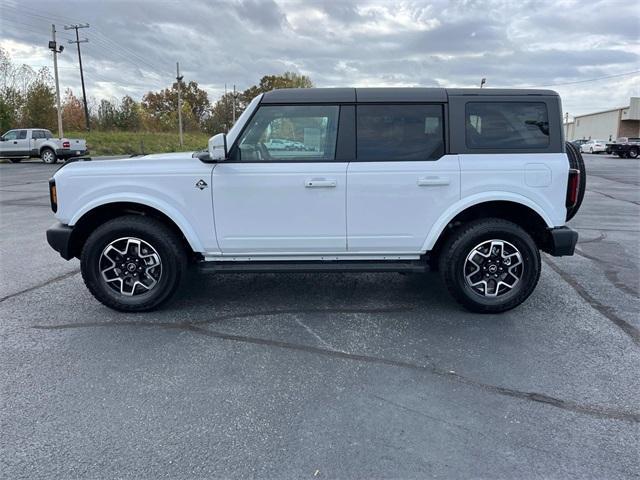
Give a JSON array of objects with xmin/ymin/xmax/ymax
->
[{"xmin": 261, "ymin": 87, "xmax": 558, "ymax": 104}]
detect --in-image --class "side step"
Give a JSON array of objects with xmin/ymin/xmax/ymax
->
[{"xmin": 197, "ymin": 260, "xmax": 429, "ymax": 274}]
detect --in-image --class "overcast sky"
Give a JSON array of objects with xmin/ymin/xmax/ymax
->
[{"xmin": 1, "ymin": 0, "xmax": 638, "ymax": 117}]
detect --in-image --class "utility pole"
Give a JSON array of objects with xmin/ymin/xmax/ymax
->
[
  {"xmin": 49, "ymin": 25, "xmax": 64, "ymax": 138},
  {"xmin": 232, "ymin": 84, "xmax": 237, "ymax": 124},
  {"xmin": 65, "ymin": 23, "xmax": 90, "ymax": 131},
  {"xmin": 176, "ymin": 62, "xmax": 184, "ymax": 147},
  {"xmin": 565, "ymin": 112, "xmax": 570, "ymax": 140}
]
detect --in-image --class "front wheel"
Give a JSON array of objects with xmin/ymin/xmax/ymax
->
[
  {"xmin": 629, "ymin": 148, "xmax": 638, "ymax": 159},
  {"xmin": 438, "ymin": 219, "xmax": 541, "ymax": 313},
  {"xmin": 41, "ymin": 148, "xmax": 57, "ymax": 164},
  {"xmin": 81, "ymin": 216, "xmax": 187, "ymax": 312}
]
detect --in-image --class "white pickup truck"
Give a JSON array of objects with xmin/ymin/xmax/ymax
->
[
  {"xmin": 46, "ymin": 88, "xmax": 585, "ymax": 313},
  {"xmin": 0, "ymin": 128, "xmax": 88, "ymax": 164}
]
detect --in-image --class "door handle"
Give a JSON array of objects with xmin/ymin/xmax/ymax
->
[
  {"xmin": 417, "ymin": 176, "xmax": 450, "ymax": 187},
  {"xmin": 13, "ymin": 141, "xmax": 17, "ymax": 144},
  {"xmin": 305, "ymin": 178, "xmax": 337, "ymax": 188}
]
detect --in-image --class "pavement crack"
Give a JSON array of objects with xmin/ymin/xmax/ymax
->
[
  {"xmin": 577, "ymin": 232, "xmax": 607, "ymax": 245},
  {"xmin": 31, "ymin": 316, "xmax": 640, "ymax": 423},
  {"xmin": 293, "ymin": 316, "xmax": 341, "ymax": 352},
  {"xmin": 574, "ymin": 247, "xmax": 639, "ymax": 297},
  {"xmin": 543, "ymin": 257, "xmax": 640, "ymax": 347},
  {"xmin": 0, "ymin": 269, "xmax": 80, "ymax": 303},
  {"xmin": 190, "ymin": 306, "xmax": 415, "ymax": 326},
  {"xmin": 590, "ymin": 189, "xmax": 640, "ymax": 206}
]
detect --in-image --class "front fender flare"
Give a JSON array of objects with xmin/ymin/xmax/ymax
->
[
  {"xmin": 69, "ymin": 193, "xmax": 204, "ymax": 252},
  {"xmin": 421, "ymin": 192, "xmax": 555, "ymax": 252}
]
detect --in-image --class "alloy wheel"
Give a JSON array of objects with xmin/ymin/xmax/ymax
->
[
  {"xmin": 463, "ymin": 239, "xmax": 523, "ymax": 297},
  {"xmin": 99, "ymin": 237, "xmax": 162, "ymax": 296}
]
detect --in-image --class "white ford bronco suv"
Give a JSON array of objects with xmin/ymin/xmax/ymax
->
[{"xmin": 46, "ymin": 88, "xmax": 585, "ymax": 313}]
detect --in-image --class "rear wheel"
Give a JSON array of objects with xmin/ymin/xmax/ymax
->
[
  {"xmin": 81, "ymin": 215, "xmax": 187, "ymax": 312},
  {"xmin": 41, "ymin": 148, "xmax": 57, "ymax": 164},
  {"xmin": 439, "ymin": 218, "xmax": 541, "ymax": 313},
  {"xmin": 629, "ymin": 147, "xmax": 638, "ymax": 159}
]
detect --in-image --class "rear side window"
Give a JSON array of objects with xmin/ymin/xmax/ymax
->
[
  {"xmin": 232, "ymin": 105, "xmax": 339, "ymax": 161},
  {"xmin": 357, "ymin": 105, "xmax": 444, "ymax": 161},
  {"xmin": 465, "ymin": 102, "xmax": 549, "ymax": 149},
  {"xmin": 32, "ymin": 130, "xmax": 43, "ymax": 139}
]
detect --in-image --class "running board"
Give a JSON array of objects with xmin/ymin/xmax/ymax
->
[{"xmin": 197, "ymin": 260, "xmax": 428, "ymax": 274}]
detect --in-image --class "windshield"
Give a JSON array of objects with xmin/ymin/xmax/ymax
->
[{"xmin": 226, "ymin": 94, "xmax": 262, "ymax": 147}]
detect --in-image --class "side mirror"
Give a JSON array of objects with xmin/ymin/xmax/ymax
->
[{"xmin": 208, "ymin": 133, "xmax": 227, "ymax": 161}]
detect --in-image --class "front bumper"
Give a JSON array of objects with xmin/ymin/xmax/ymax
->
[
  {"xmin": 46, "ymin": 222, "xmax": 74, "ymax": 260},
  {"xmin": 545, "ymin": 226, "xmax": 578, "ymax": 256}
]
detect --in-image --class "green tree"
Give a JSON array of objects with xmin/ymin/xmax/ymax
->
[
  {"xmin": 205, "ymin": 72, "xmax": 313, "ymax": 134},
  {"xmin": 240, "ymin": 71, "xmax": 313, "ymax": 106},
  {"xmin": 22, "ymin": 71, "xmax": 56, "ymax": 130},
  {"xmin": 97, "ymin": 99, "xmax": 117, "ymax": 130},
  {"xmin": 115, "ymin": 95, "xmax": 141, "ymax": 130},
  {"xmin": 141, "ymin": 80, "xmax": 210, "ymax": 132}
]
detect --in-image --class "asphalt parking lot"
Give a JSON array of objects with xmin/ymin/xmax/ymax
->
[{"xmin": 1, "ymin": 154, "xmax": 638, "ymax": 479}]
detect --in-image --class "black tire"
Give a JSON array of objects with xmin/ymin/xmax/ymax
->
[
  {"xmin": 8, "ymin": 158, "xmax": 22, "ymax": 163},
  {"xmin": 41, "ymin": 147, "xmax": 57, "ymax": 164},
  {"xmin": 439, "ymin": 218, "xmax": 541, "ymax": 313},
  {"xmin": 565, "ymin": 141, "xmax": 586, "ymax": 221},
  {"xmin": 80, "ymin": 215, "xmax": 187, "ymax": 312},
  {"xmin": 629, "ymin": 147, "xmax": 638, "ymax": 159}
]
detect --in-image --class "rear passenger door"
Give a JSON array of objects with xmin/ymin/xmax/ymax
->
[{"xmin": 347, "ymin": 104, "xmax": 460, "ymax": 253}]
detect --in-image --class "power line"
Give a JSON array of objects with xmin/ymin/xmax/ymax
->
[{"xmin": 526, "ymin": 70, "xmax": 640, "ymax": 88}]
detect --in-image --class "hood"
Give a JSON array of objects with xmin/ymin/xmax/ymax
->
[{"xmin": 54, "ymin": 151, "xmax": 206, "ymax": 179}]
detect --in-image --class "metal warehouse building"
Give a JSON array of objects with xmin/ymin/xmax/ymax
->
[{"xmin": 565, "ymin": 97, "xmax": 640, "ymax": 141}]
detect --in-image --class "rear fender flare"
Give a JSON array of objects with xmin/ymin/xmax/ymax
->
[{"xmin": 421, "ymin": 192, "xmax": 554, "ymax": 251}]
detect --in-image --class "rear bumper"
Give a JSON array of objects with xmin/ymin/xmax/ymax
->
[
  {"xmin": 46, "ymin": 222, "xmax": 74, "ymax": 260},
  {"xmin": 545, "ymin": 226, "xmax": 578, "ymax": 257},
  {"xmin": 56, "ymin": 149, "xmax": 89, "ymax": 159}
]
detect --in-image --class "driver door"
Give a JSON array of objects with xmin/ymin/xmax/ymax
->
[
  {"xmin": 212, "ymin": 104, "xmax": 347, "ymax": 254},
  {"xmin": 0, "ymin": 130, "xmax": 19, "ymax": 156}
]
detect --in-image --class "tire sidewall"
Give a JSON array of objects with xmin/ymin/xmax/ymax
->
[
  {"xmin": 41, "ymin": 148, "xmax": 57, "ymax": 164},
  {"xmin": 445, "ymin": 221, "xmax": 540, "ymax": 312},
  {"xmin": 81, "ymin": 220, "xmax": 183, "ymax": 310}
]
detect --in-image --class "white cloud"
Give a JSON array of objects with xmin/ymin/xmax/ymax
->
[{"xmin": 0, "ymin": 0, "xmax": 638, "ymax": 115}]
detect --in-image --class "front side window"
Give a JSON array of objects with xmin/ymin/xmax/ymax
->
[
  {"xmin": 465, "ymin": 102, "xmax": 549, "ymax": 149},
  {"xmin": 2, "ymin": 131, "xmax": 17, "ymax": 141},
  {"xmin": 357, "ymin": 104, "xmax": 445, "ymax": 161},
  {"xmin": 232, "ymin": 105, "xmax": 339, "ymax": 161},
  {"xmin": 17, "ymin": 130, "xmax": 27, "ymax": 140}
]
